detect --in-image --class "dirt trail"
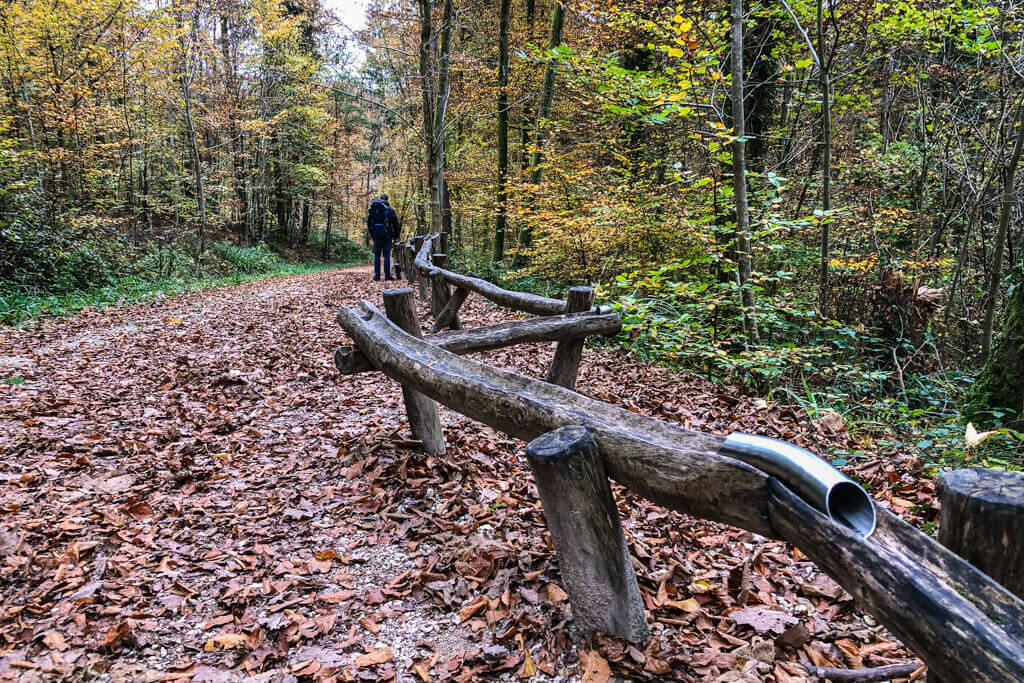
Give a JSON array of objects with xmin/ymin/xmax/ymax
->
[{"xmin": 0, "ymin": 268, "xmax": 918, "ymax": 681}]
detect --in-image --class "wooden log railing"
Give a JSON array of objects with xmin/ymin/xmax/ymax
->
[
  {"xmin": 334, "ymin": 240, "xmax": 1024, "ymax": 680},
  {"xmin": 334, "ymin": 310, "xmax": 622, "ymax": 375},
  {"xmin": 412, "ymin": 233, "xmax": 568, "ymax": 316}
]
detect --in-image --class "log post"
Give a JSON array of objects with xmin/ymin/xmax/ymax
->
[
  {"xmin": 430, "ymin": 253, "xmax": 456, "ymax": 323},
  {"xmin": 382, "ymin": 288, "xmax": 445, "ymax": 454},
  {"xmin": 404, "ymin": 243, "xmax": 419, "ymax": 287},
  {"xmin": 938, "ymin": 468, "xmax": 1024, "ymax": 599},
  {"xmin": 412, "ymin": 236, "xmax": 428, "ymax": 300},
  {"xmin": 392, "ymin": 243, "xmax": 404, "ymax": 280},
  {"xmin": 545, "ymin": 286, "xmax": 594, "ymax": 389},
  {"xmin": 433, "ymin": 272, "xmax": 471, "ymax": 333},
  {"xmin": 525, "ymin": 425, "xmax": 650, "ymax": 643}
]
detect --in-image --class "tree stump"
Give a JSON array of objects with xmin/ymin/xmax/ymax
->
[
  {"xmin": 545, "ymin": 286, "xmax": 594, "ymax": 389},
  {"xmin": 938, "ymin": 468, "xmax": 1024, "ymax": 599},
  {"xmin": 382, "ymin": 288, "xmax": 445, "ymax": 454},
  {"xmin": 525, "ymin": 425, "xmax": 649, "ymax": 643}
]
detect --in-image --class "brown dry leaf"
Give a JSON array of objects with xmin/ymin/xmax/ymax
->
[
  {"xmin": 355, "ymin": 647, "xmax": 393, "ymax": 668},
  {"xmin": 320, "ymin": 590, "xmax": 356, "ymax": 603},
  {"xmin": 580, "ymin": 650, "xmax": 611, "ymax": 683},
  {"xmin": 458, "ymin": 596, "xmax": 487, "ymax": 622},
  {"xmin": 43, "ymin": 630, "xmax": 68, "ymax": 651},
  {"xmin": 666, "ymin": 597, "xmax": 701, "ymax": 613},
  {"xmin": 102, "ymin": 622, "xmax": 132, "ymax": 649},
  {"xmin": 125, "ymin": 500, "xmax": 154, "ymax": 521},
  {"xmin": 203, "ymin": 633, "xmax": 250, "ymax": 651},
  {"xmin": 731, "ymin": 607, "xmax": 799, "ymax": 634},
  {"xmin": 545, "ymin": 583, "xmax": 568, "ymax": 602}
]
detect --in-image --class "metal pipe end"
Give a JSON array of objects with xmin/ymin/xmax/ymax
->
[
  {"xmin": 826, "ymin": 480, "xmax": 877, "ymax": 538},
  {"xmin": 720, "ymin": 432, "xmax": 876, "ymax": 538}
]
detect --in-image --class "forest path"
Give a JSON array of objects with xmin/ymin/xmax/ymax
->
[{"xmin": 0, "ymin": 268, "xmax": 919, "ymax": 681}]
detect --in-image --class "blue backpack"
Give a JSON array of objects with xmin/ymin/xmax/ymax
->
[{"xmin": 368, "ymin": 201, "xmax": 390, "ymax": 240}]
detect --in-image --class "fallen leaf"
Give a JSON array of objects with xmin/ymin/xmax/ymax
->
[
  {"xmin": 355, "ymin": 647, "xmax": 393, "ymax": 668},
  {"xmin": 545, "ymin": 583, "xmax": 568, "ymax": 602},
  {"xmin": 731, "ymin": 607, "xmax": 799, "ymax": 634},
  {"xmin": 203, "ymin": 633, "xmax": 250, "ymax": 651},
  {"xmin": 965, "ymin": 422, "xmax": 998, "ymax": 448},
  {"xmin": 580, "ymin": 650, "xmax": 610, "ymax": 683}
]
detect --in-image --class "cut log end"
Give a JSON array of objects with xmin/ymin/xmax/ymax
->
[
  {"xmin": 525, "ymin": 425, "xmax": 590, "ymax": 464},
  {"xmin": 938, "ymin": 468, "xmax": 1024, "ymax": 600}
]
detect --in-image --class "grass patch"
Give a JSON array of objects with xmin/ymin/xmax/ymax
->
[
  {"xmin": 1, "ymin": 257, "xmax": 359, "ymax": 327},
  {"xmin": 2, "ymin": 375, "xmax": 25, "ymax": 385}
]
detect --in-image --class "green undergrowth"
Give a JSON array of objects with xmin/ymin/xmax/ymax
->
[
  {"xmin": 449, "ymin": 247, "xmax": 1023, "ymax": 470},
  {"xmin": 1, "ymin": 241, "xmax": 365, "ymax": 327}
]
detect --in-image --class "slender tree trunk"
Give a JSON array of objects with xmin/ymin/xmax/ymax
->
[
  {"xmin": 430, "ymin": 0, "xmax": 454, "ymax": 236},
  {"xmin": 494, "ymin": 0, "xmax": 511, "ymax": 261},
  {"xmin": 520, "ymin": 1, "xmax": 565, "ymax": 249},
  {"xmin": 816, "ymin": 0, "xmax": 831, "ymax": 316},
  {"xmin": 176, "ymin": 2, "xmax": 206, "ymax": 253},
  {"xmin": 731, "ymin": 0, "xmax": 759, "ymax": 343},
  {"xmin": 417, "ymin": 0, "xmax": 435, "ymax": 228},
  {"xmin": 982, "ymin": 101, "xmax": 1024, "ymax": 360},
  {"xmin": 323, "ymin": 204, "xmax": 333, "ymax": 261}
]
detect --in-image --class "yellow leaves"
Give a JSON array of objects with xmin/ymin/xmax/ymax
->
[
  {"xmin": 203, "ymin": 632, "xmax": 250, "ymax": 651},
  {"xmin": 666, "ymin": 47, "xmax": 684, "ymax": 58}
]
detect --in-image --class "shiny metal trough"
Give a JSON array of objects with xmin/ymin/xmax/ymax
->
[{"xmin": 719, "ymin": 433, "xmax": 877, "ymax": 537}]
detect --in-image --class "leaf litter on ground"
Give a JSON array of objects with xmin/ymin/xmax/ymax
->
[{"xmin": 0, "ymin": 267, "xmax": 932, "ymax": 681}]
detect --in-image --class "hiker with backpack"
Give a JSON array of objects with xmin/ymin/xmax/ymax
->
[{"xmin": 366, "ymin": 193, "xmax": 400, "ymax": 281}]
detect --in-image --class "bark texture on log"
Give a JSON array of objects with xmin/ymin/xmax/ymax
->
[
  {"xmin": 546, "ymin": 286, "xmax": 594, "ymax": 388},
  {"xmin": 938, "ymin": 468, "xmax": 1024, "ymax": 599},
  {"xmin": 381, "ymin": 289, "xmax": 445, "ymax": 454},
  {"xmin": 335, "ymin": 312, "xmax": 622, "ymax": 375},
  {"xmin": 526, "ymin": 426, "xmax": 649, "ymax": 643},
  {"xmin": 414, "ymin": 235, "xmax": 566, "ymax": 315},
  {"xmin": 767, "ymin": 479, "xmax": 1024, "ymax": 683},
  {"xmin": 335, "ymin": 301, "xmax": 1024, "ymax": 682}
]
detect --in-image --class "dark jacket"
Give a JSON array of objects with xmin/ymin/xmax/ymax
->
[{"xmin": 367, "ymin": 199, "xmax": 400, "ymax": 241}]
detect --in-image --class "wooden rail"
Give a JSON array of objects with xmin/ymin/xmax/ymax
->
[{"xmin": 340, "ymin": 235, "xmax": 1024, "ymax": 681}]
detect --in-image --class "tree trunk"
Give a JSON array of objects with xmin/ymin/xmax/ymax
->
[
  {"xmin": 816, "ymin": 0, "xmax": 832, "ymax": 316},
  {"xmin": 981, "ymin": 101, "xmax": 1024, "ymax": 360},
  {"xmin": 730, "ymin": 0, "xmax": 759, "ymax": 343},
  {"xmin": 323, "ymin": 204, "xmax": 333, "ymax": 261},
  {"xmin": 964, "ymin": 263, "xmax": 1024, "ymax": 428},
  {"xmin": 494, "ymin": 0, "xmax": 511, "ymax": 261},
  {"xmin": 177, "ymin": 1, "xmax": 206, "ymax": 253},
  {"xmin": 420, "ymin": 0, "xmax": 455, "ymax": 234},
  {"xmin": 519, "ymin": 1, "xmax": 565, "ymax": 250},
  {"xmin": 417, "ymin": 0, "xmax": 435, "ymax": 229}
]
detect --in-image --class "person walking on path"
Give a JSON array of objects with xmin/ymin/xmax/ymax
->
[{"xmin": 367, "ymin": 193, "xmax": 400, "ymax": 281}]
